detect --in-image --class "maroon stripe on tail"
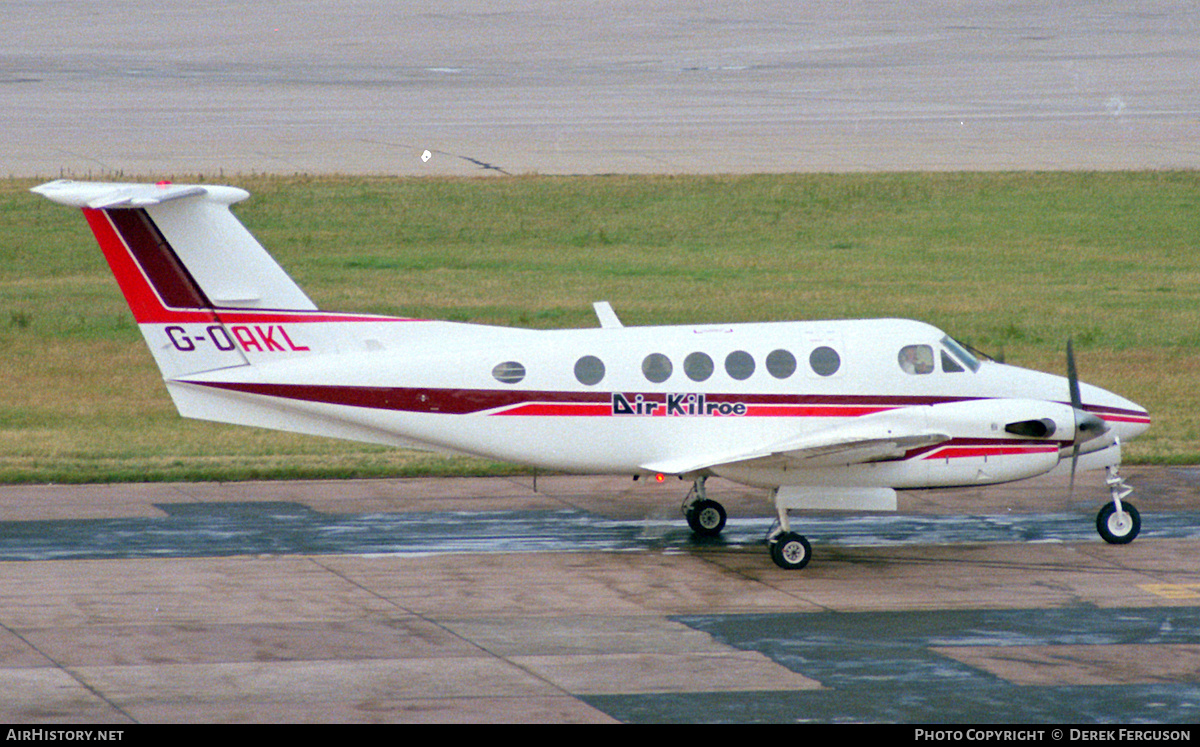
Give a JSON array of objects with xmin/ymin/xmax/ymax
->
[{"xmin": 105, "ymin": 209, "xmax": 211, "ymax": 310}]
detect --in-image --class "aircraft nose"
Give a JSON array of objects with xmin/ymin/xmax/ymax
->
[
  {"xmin": 1084, "ymin": 389, "xmax": 1150, "ymax": 442},
  {"xmin": 1109, "ymin": 404, "xmax": 1151, "ymax": 441}
]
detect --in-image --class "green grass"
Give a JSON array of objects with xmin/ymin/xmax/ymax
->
[{"xmin": 1, "ymin": 172, "xmax": 1197, "ymax": 483}]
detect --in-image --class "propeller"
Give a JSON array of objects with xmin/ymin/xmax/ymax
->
[{"xmin": 1066, "ymin": 338, "xmax": 1110, "ymax": 499}]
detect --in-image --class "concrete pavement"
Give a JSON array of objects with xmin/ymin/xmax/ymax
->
[{"xmin": 0, "ymin": 469, "xmax": 1197, "ymax": 722}]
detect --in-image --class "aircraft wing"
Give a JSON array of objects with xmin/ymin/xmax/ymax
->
[{"xmin": 641, "ymin": 420, "xmax": 950, "ymax": 476}]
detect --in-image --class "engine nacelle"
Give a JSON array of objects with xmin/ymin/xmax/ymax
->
[{"xmin": 717, "ymin": 398, "xmax": 1076, "ymax": 489}]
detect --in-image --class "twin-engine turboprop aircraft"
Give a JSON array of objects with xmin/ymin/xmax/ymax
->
[{"xmin": 32, "ymin": 179, "xmax": 1152, "ymax": 569}]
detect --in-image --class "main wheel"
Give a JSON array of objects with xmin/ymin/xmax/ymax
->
[
  {"xmin": 1096, "ymin": 501, "xmax": 1141, "ymax": 544},
  {"xmin": 769, "ymin": 532, "xmax": 812, "ymax": 570},
  {"xmin": 686, "ymin": 499, "xmax": 727, "ymax": 537}
]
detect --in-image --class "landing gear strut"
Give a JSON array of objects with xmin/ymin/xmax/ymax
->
[
  {"xmin": 1096, "ymin": 465, "xmax": 1140, "ymax": 544},
  {"xmin": 682, "ymin": 476, "xmax": 726, "ymax": 537},
  {"xmin": 767, "ymin": 487, "xmax": 812, "ymax": 570}
]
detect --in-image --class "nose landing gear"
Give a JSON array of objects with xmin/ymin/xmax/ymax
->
[{"xmin": 1096, "ymin": 466, "xmax": 1140, "ymax": 544}]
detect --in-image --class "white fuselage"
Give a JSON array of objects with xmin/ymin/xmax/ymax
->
[{"xmin": 165, "ymin": 315, "xmax": 1150, "ymax": 490}]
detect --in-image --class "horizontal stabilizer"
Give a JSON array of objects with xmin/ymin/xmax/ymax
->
[{"xmin": 31, "ymin": 180, "xmax": 246, "ymax": 209}]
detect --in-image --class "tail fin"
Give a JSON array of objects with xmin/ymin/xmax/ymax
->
[{"xmin": 32, "ymin": 180, "xmax": 320, "ymax": 378}]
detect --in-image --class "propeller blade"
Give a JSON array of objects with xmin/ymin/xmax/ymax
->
[
  {"xmin": 1067, "ymin": 338, "xmax": 1082, "ymax": 411},
  {"xmin": 1064, "ymin": 338, "xmax": 1110, "ymax": 502},
  {"xmin": 1067, "ymin": 338, "xmax": 1081, "ymax": 501}
]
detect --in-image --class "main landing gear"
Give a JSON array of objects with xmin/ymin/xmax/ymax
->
[
  {"xmin": 681, "ymin": 476, "xmax": 726, "ymax": 537},
  {"xmin": 1096, "ymin": 465, "xmax": 1141, "ymax": 544},
  {"xmin": 681, "ymin": 476, "xmax": 812, "ymax": 570},
  {"xmin": 767, "ymin": 487, "xmax": 812, "ymax": 570}
]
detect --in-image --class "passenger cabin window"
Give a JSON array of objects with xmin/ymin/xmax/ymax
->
[
  {"xmin": 684, "ymin": 352, "xmax": 714, "ymax": 382},
  {"xmin": 766, "ymin": 349, "xmax": 797, "ymax": 379},
  {"xmin": 725, "ymin": 350, "xmax": 755, "ymax": 380},
  {"xmin": 810, "ymin": 346, "xmax": 841, "ymax": 377},
  {"xmin": 642, "ymin": 353, "xmax": 673, "ymax": 383},
  {"xmin": 574, "ymin": 355, "xmax": 605, "ymax": 386},
  {"xmin": 898, "ymin": 345, "xmax": 934, "ymax": 375}
]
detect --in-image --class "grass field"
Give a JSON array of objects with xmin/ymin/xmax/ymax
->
[{"xmin": 1, "ymin": 172, "xmax": 1197, "ymax": 483}]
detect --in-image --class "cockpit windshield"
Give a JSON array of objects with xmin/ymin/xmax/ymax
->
[{"xmin": 941, "ymin": 336, "xmax": 981, "ymax": 373}]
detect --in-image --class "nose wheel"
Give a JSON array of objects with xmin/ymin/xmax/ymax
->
[
  {"xmin": 1096, "ymin": 466, "xmax": 1141, "ymax": 544},
  {"xmin": 1097, "ymin": 501, "xmax": 1140, "ymax": 544}
]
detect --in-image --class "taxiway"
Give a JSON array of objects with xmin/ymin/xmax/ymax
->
[{"xmin": 1, "ymin": 468, "xmax": 1197, "ymax": 722}]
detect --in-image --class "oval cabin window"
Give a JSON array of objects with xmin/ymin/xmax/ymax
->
[{"xmin": 492, "ymin": 361, "xmax": 526, "ymax": 384}]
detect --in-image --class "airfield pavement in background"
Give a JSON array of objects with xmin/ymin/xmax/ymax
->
[{"xmin": 4, "ymin": 0, "xmax": 1200, "ymax": 178}]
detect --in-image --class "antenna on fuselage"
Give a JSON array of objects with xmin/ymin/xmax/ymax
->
[{"xmin": 593, "ymin": 301, "xmax": 623, "ymax": 329}]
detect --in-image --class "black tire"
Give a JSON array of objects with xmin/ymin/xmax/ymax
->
[
  {"xmin": 769, "ymin": 532, "xmax": 812, "ymax": 570},
  {"xmin": 686, "ymin": 499, "xmax": 727, "ymax": 537},
  {"xmin": 1096, "ymin": 501, "xmax": 1141, "ymax": 544}
]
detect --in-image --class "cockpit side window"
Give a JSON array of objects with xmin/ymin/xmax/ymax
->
[
  {"xmin": 898, "ymin": 344, "xmax": 934, "ymax": 375},
  {"xmin": 941, "ymin": 350, "xmax": 965, "ymax": 373},
  {"xmin": 940, "ymin": 335, "xmax": 981, "ymax": 372}
]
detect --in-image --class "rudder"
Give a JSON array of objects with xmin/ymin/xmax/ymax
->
[{"xmin": 32, "ymin": 180, "xmax": 318, "ymax": 378}]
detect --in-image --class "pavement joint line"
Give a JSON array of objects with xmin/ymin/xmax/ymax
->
[
  {"xmin": 0, "ymin": 620, "xmax": 137, "ymax": 723},
  {"xmin": 302, "ymin": 554, "xmax": 588, "ymax": 704}
]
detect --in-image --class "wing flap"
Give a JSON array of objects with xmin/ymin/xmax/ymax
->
[{"xmin": 640, "ymin": 410, "xmax": 949, "ymax": 475}]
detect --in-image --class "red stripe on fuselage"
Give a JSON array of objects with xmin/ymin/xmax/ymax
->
[
  {"xmin": 742, "ymin": 404, "xmax": 895, "ymax": 418},
  {"xmin": 922, "ymin": 443, "xmax": 1061, "ymax": 460},
  {"xmin": 492, "ymin": 403, "xmax": 900, "ymax": 418},
  {"xmin": 181, "ymin": 382, "xmax": 1077, "ymax": 461},
  {"xmin": 1080, "ymin": 404, "xmax": 1151, "ymax": 425},
  {"xmin": 189, "ymin": 381, "xmax": 615, "ymax": 415},
  {"xmin": 493, "ymin": 402, "xmax": 614, "ymax": 417},
  {"xmin": 184, "ymin": 381, "xmax": 977, "ymax": 418}
]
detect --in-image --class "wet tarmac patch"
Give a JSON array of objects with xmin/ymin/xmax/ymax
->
[
  {"xmin": 583, "ymin": 607, "xmax": 1200, "ymax": 723},
  {"xmin": 0, "ymin": 501, "xmax": 1197, "ymax": 561}
]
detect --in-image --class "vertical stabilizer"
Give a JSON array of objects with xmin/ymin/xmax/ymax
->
[{"xmin": 31, "ymin": 180, "xmax": 318, "ymax": 378}]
